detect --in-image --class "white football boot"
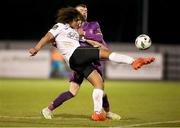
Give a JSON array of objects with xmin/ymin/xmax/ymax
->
[
  {"xmin": 106, "ymin": 112, "xmax": 121, "ymax": 120},
  {"xmin": 41, "ymin": 107, "xmax": 53, "ymax": 119}
]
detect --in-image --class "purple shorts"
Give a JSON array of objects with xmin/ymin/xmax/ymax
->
[{"xmin": 69, "ymin": 61, "xmax": 105, "ymax": 85}]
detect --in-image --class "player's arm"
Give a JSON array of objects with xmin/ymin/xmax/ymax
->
[{"xmin": 29, "ymin": 32, "xmax": 54, "ymax": 56}]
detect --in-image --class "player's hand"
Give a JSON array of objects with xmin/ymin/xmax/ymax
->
[{"xmin": 29, "ymin": 48, "xmax": 38, "ymax": 56}]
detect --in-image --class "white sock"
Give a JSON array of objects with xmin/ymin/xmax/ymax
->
[
  {"xmin": 92, "ymin": 89, "xmax": 103, "ymax": 113},
  {"xmin": 109, "ymin": 52, "xmax": 134, "ymax": 64}
]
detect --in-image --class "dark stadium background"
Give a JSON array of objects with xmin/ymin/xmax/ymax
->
[{"xmin": 0, "ymin": 0, "xmax": 179, "ymax": 44}]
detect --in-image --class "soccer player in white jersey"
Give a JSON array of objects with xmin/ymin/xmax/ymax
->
[
  {"xmin": 41, "ymin": 4, "xmax": 121, "ymax": 121},
  {"xmin": 29, "ymin": 7, "xmax": 155, "ymax": 121}
]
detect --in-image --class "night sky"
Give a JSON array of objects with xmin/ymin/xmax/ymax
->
[{"xmin": 0, "ymin": 0, "xmax": 180, "ymax": 44}]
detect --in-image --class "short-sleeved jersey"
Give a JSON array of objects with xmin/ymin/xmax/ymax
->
[
  {"xmin": 80, "ymin": 21, "xmax": 108, "ymax": 48},
  {"xmin": 49, "ymin": 23, "xmax": 80, "ymax": 64}
]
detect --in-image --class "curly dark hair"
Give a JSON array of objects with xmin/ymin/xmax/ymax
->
[{"xmin": 56, "ymin": 7, "xmax": 85, "ymax": 24}]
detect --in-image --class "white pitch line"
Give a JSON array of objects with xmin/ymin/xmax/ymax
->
[
  {"xmin": 2, "ymin": 115, "xmax": 179, "ymax": 127},
  {"xmin": 126, "ymin": 120, "xmax": 180, "ymax": 127},
  {"xmin": 0, "ymin": 115, "xmax": 41, "ymax": 119},
  {"xmin": 0, "ymin": 115, "xmax": 88, "ymax": 120}
]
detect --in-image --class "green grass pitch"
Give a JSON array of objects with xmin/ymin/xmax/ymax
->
[{"xmin": 0, "ymin": 78, "xmax": 180, "ymax": 127}]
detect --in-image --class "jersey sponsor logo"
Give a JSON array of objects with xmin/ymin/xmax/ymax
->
[{"xmin": 67, "ymin": 32, "xmax": 79, "ymax": 41}]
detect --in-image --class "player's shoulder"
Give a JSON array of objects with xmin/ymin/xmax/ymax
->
[
  {"xmin": 52, "ymin": 23, "xmax": 68, "ymax": 30},
  {"xmin": 56, "ymin": 23, "xmax": 65, "ymax": 28},
  {"xmin": 49, "ymin": 23, "xmax": 68, "ymax": 35}
]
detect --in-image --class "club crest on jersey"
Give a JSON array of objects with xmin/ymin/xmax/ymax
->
[{"xmin": 88, "ymin": 29, "xmax": 93, "ymax": 34}]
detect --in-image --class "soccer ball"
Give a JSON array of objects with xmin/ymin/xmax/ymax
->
[{"xmin": 135, "ymin": 34, "xmax": 152, "ymax": 50}]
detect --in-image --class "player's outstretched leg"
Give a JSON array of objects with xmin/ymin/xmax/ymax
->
[{"xmin": 99, "ymin": 49, "xmax": 155, "ymax": 70}]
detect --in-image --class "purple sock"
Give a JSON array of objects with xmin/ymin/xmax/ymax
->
[
  {"xmin": 48, "ymin": 91, "xmax": 74, "ymax": 111},
  {"xmin": 103, "ymin": 94, "xmax": 110, "ymax": 112}
]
